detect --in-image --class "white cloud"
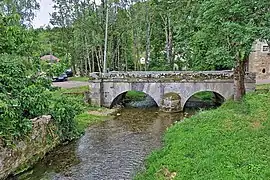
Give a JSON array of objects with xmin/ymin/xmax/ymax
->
[
  {"xmin": 33, "ymin": 0, "xmax": 102, "ymax": 28},
  {"xmin": 33, "ymin": 0, "xmax": 54, "ymax": 28}
]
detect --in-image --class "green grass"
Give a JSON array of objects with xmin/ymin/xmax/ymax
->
[
  {"xmin": 125, "ymin": 91, "xmax": 146, "ymax": 101},
  {"xmin": 59, "ymin": 86, "xmax": 89, "ymax": 94},
  {"xmin": 135, "ymin": 92, "xmax": 270, "ymax": 180},
  {"xmin": 256, "ymin": 84, "xmax": 270, "ymax": 90},
  {"xmin": 69, "ymin": 76, "xmax": 89, "ymax": 82},
  {"xmin": 193, "ymin": 91, "xmax": 213, "ymax": 101},
  {"xmin": 75, "ymin": 112, "xmax": 107, "ymax": 132}
]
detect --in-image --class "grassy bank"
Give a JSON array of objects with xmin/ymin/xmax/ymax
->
[
  {"xmin": 125, "ymin": 91, "xmax": 146, "ymax": 101},
  {"xmin": 69, "ymin": 76, "xmax": 89, "ymax": 82},
  {"xmin": 135, "ymin": 92, "xmax": 270, "ymax": 179},
  {"xmin": 53, "ymin": 86, "xmax": 110, "ymax": 132}
]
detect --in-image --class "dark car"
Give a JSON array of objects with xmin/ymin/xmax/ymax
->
[
  {"xmin": 52, "ymin": 73, "xmax": 68, "ymax": 82},
  {"xmin": 65, "ymin": 68, "xmax": 73, "ymax": 77}
]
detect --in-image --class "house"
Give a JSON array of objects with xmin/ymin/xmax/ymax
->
[
  {"xmin": 248, "ymin": 40, "xmax": 270, "ymax": 80},
  {"xmin": 40, "ymin": 55, "xmax": 60, "ymax": 63}
]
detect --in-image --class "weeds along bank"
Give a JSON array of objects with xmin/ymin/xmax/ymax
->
[
  {"xmin": 0, "ymin": 55, "xmax": 105, "ymax": 179},
  {"xmin": 135, "ymin": 92, "xmax": 270, "ymax": 180}
]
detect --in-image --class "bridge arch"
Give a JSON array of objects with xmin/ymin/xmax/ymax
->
[
  {"xmin": 182, "ymin": 90, "xmax": 229, "ymax": 110},
  {"xmin": 109, "ymin": 90, "xmax": 159, "ymax": 108}
]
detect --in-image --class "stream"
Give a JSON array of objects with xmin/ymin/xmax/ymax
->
[{"xmin": 12, "ymin": 108, "xmax": 193, "ymax": 180}]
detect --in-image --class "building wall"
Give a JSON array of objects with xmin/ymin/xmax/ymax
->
[{"xmin": 249, "ymin": 41, "xmax": 270, "ymax": 80}]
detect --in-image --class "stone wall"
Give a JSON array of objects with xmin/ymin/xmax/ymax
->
[
  {"xmin": 249, "ymin": 41, "xmax": 270, "ymax": 80},
  {"xmin": 90, "ymin": 71, "xmax": 256, "ymax": 82},
  {"xmin": 0, "ymin": 115, "xmax": 60, "ymax": 179}
]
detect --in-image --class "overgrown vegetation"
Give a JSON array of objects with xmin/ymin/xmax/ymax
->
[
  {"xmin": 135, "ymin": 92, "xmax": 270, "ymax": 179},
  {"xmin": 53, "ymin": 86, "xmax": 108, "ymax": 134},
  {"xmin": 125, "ymin": 91, "xmax": 146, "ymax": 101},
  {"xmin": 0, "ymin": 55, "xmax": 83, "ymax": 145},
  {"xmin": 193, "ymin": 92, "xmax": 214, "ymax": 102}
]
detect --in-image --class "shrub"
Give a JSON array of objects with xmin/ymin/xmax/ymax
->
[
  {"xmin": 50, "ymin": 94, "xmax": 84, "ymax": 141},
  {"xmin": 0, "ymin": 54, "xmax": 81, "ymax": 144}
]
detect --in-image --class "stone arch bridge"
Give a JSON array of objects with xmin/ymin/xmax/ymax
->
[{"xmin": 89, "ymin": 71, "xmax": 256, "ymax": 111}]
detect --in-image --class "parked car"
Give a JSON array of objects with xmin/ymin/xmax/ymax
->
[
  {"xmin": 65, "ymin": 68, "xmax": 73, "ymax": 77},
  {"xmin": 52, "ymin": 73, "xmax": 68, "ymax": 82}
]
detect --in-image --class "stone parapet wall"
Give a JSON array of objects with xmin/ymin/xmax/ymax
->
[
  {"xmin": 0, "ymin": 115, "xmax": 60, "ymax": 179},
  {"xmin": 90, "ymin": 71, "xmax": 256, "ymax": 83}
]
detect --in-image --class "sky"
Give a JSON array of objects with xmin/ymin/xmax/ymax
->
[
  {"xmin": 33, "ymin": 0, "xmax": 54, "ymax": 28},
  {"xmin": 33, "ymin": 0, "xmax": 101, "ymax": 28}
]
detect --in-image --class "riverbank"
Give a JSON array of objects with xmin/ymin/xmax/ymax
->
[
  {"xmin": 54, "ymin": 86, "xmax": 116, "ymax": 132},
  {"xmin": 135, "ymin": 91, "xmax": 270, "ymax": 179},
  {"xmin": 3, "ymin": 86, "xmax": 115, "ymax": 179}
]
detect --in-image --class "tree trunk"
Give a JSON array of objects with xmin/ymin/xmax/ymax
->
[
  {"xmin": 95, "ymin": 48, "xmax": 101, "ymax": 73},
  {"xmin": 103, "ymin": 0, "xmax": 109, "ymax": 73},
  {"xmin": 145, "ymin": 2, "xmax": 151, "ymax": 71},
  {"xmin": 234, "ymin": 59, "xmax": 246, "ymax": 101},
  {"xmin": 91, "ymin": 47, "xmax": 95, "ymax": 72}
]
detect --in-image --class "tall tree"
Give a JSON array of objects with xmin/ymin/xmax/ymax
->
[{"xmin": 0, "ymin": 0, "xmax": 40, "ymax": 26}]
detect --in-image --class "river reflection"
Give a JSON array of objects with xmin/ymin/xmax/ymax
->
[{"xmin": 14, "ymin": 108, "xmax": 189, "ymax": 180}]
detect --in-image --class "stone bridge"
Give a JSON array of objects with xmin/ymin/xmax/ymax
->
[{"xmin": 89, "ymin": 71, "xmax": 256, "ymax": 112}]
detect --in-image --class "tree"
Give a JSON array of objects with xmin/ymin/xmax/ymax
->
[
  {"xmin": 0, "ymin": 13, "xmax": 39, "ymax": 57},
  {"xmin": 173, "ymin": 0, "xmax": 270, "ymax": 100},
  {"xmin": 0, "ymin": 0, "xmax": 40, "ymax": 26}
]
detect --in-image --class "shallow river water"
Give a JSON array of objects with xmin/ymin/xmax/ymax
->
[{"xmin": 13, "ymin": 108, "xmax": 190, "ymax": 180}]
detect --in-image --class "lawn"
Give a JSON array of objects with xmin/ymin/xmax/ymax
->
[
  {"xmin": 135, "ymin": 92, "xmax": 270, "ymax": 180},
  {"xmin": 256, "ymin": 84, "xmax": 270, "ymax": 90},
  {"xmin": 69, "ymin": 76, "xmax": 89, "ymax": 82},
  {"xmin": 60, "ymin": 85, "xmax": 89, "ymax": 94}
]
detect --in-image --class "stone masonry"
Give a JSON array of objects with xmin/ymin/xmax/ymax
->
[
  {"xmin": 249, "ymin": 40, "xmax": 270, "ymax": 80},
  {"xmin": 0, "ymin": 116, "xmax": 59, "ymax": 179},
  {"xmin": 89, "ymin": 71, "xmax": 256, "ymax": 112}
]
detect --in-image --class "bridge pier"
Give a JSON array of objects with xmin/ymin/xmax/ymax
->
[{"xmin": 160, "ymin": 93, "xmax": 182, "ymax": 112}]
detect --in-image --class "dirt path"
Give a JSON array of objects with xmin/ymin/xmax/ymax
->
[{"xmin": 52, "ymin": 81, "xmax": 89, "ymax": 88}]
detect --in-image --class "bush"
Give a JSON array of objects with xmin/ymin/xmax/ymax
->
[
  {"xmin": 0, "ymin": 54, "xmax": 82, "ymax": 145},
  {"xmin": 50, "ymin": 94, "xmax": 84, "ymax": 141}
]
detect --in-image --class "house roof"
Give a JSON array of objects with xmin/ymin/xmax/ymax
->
[{"xmin": 40, "ymin": 55, "xmax": 59, "ymax": 62}]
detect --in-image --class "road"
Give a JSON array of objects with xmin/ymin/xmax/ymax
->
[
  {"xmin": 256, "ymin": 79, "xmax": 270, "ymax": 85},
  {"xmin": 52, "ymin": 81, "xmax": 89, "ymax": 88}
]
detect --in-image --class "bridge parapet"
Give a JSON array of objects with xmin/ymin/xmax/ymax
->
[{"xmin": 89, "ymin": 71, "xmax": 256, "ymax": 83}]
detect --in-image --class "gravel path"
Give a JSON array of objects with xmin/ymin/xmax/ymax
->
[{"xmin": 52, "ymin": 81, "xmax": 89, "ymax": 88}]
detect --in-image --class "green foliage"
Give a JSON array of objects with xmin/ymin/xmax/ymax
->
[
  {"xmin": 0, "ymin": 13, "xmax": 40, "ymax": 57},
  {"xmin": 19, "ymin": 85, "xmax": 51, "ymax": 119},
  {"xmin": 135, "ymin": 92, "xmax": 270, "ymax": 179},
  {"xmin": 0, "ymin": 54, "xmax": 82, "ymax": 144},
  {"xmin": 193, "ymin": 92, "xmax": 214, "ymax": 101},
  {"xmin": 50, "ymin": 94, "xmax": 83, "ymax": 141},
  {"xmin": 125, "ymin": 91, "xmax": 146, "ymax": 101}
]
